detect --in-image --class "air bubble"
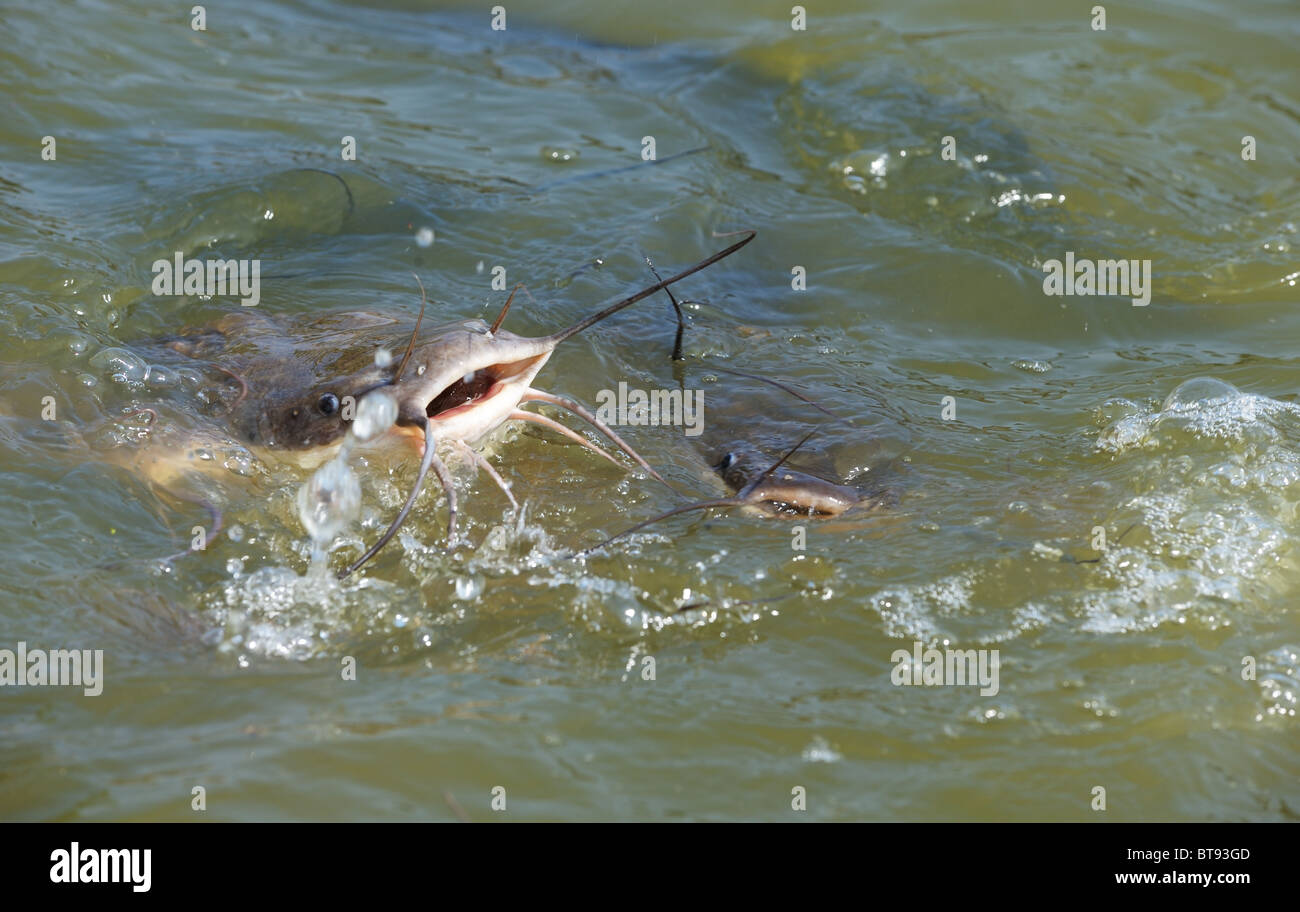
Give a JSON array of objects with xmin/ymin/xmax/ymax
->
[
  {"xmin": 1162, "ymin": 377, "xmax": 1239, "ymax": 411},
  {"xmin": 541, "ymin": 145, "xmax": 579, "ymax": 163},
  {"xmin": 88, "ymin": 347, "xmax": 148, "ymax": 384},
  {"xmin": 146, "ymin": 365, "xmax": 176, "ymax": 388},
  {"xmin": 454, "ymin": 575, "xmax": 484, "ymax": 601}
]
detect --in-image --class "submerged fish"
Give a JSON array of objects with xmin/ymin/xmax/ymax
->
[
  {"xmin": 711, "ymin": 442, "xmax": 872, "ymax": 517},
  {"xmin": 580, "ymin": 427, "xmax": 894, "ymax": 554}
]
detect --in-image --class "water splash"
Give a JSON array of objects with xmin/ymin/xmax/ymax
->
[
  {"xmin": 1098, "ymin": 377, "xmax": 1300, "ymax": 453},
  {"xmin": 296, "ymin": 385, "xmax": 398, "ymax": 569},
  {"xmin": 296, "ymin": 456, "xmax": 360, "ymax": 560},
  {"xmin": 1082, "ymin": 377, "xmax": 1300, "ymax": 632},
  {"xmin": 349, "ymin": 387, "xmax": 397, "ymax": 443}
]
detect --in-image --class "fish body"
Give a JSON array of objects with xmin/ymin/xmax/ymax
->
[{"xmin": 714, "ymin": 446, "xmax": 864, "ymax": 516}]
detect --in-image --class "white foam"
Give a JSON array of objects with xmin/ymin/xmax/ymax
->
[
  {"xmin": 1098, "ymin": 377, "xmax": 1300, "ymax": 453},
  {"xmin": 868, "ymin": 570, "xmax": 978, "ymax": 641},
  {"xmin": 1079, "ymin": 378, "xmax": 1300, "ymax": 633},
  {"xmin": 203, "ymin": 563, "xmax": 399, "ymax": 662}
]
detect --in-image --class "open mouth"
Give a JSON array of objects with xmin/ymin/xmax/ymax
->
[{"xmin": 426, "ymin": 354, "xmax": 547, "ymax": 421}]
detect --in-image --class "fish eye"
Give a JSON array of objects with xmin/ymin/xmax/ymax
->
[
  {"xmin": 318, "ymin": 393, "xmax": 339, "ymax": 415},
  {"xmin": 720, "ymin": 452, "xmax": 735, "ymax": 469}
]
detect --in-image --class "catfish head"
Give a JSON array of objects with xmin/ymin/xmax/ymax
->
[
  {"xmin": 227, "ymin": 359, "xmax": 390, "ymax": 455},
  {"xmin": 580, "ymin": 428, "xmax": 889, "ymax": 554},
  {"xmin": 713, "ymin": 445, "xmax": 862, "ymax": 517},
  {"xmin": 328, "ymin": 232, "xmax": 757, "ymax": 577}
]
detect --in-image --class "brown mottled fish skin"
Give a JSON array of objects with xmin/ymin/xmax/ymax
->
[
  {"xmin": 160, "ymin": 309, "xmax": 411, "ymax": 460},
  {"xmin": 45, "ymin": 310, "xmax": 414, "ymax": 519}
]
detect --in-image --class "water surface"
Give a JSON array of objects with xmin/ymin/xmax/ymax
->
[{"xmin": 1, "ymin": 0, "xmax": 1298, "ymax": 821}]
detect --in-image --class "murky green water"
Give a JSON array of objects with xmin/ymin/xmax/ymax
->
[{"xmin": 2, "ymin": 0, "xmax": 1298, "ymax": 821}]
